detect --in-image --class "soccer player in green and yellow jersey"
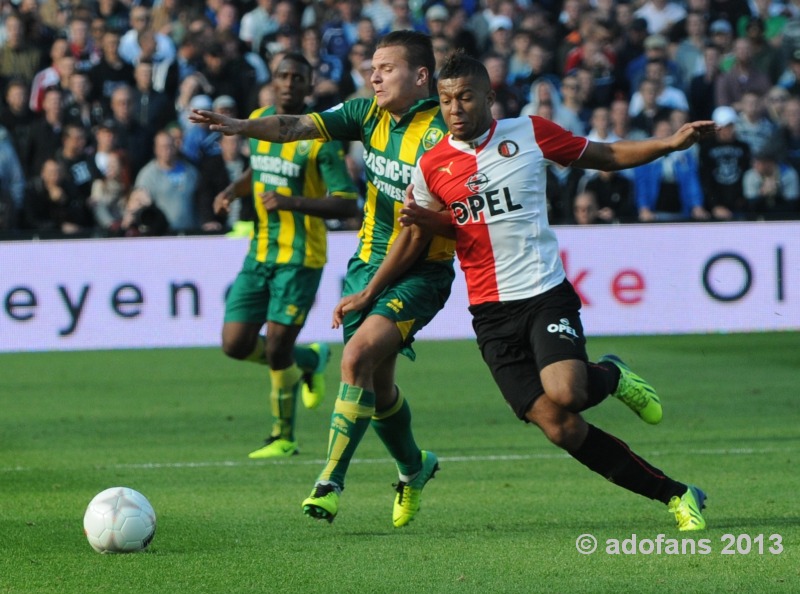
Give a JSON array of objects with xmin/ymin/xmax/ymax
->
[
  {"xmin": 212, "ymin": 54, "xmax": 359, "ymax": 460},
  {"xmin": 192, "ymin": 32, "xmax": 454, "ymax": 526}
]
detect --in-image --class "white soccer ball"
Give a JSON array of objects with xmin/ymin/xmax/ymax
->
[{"xmin": 83, "ymin": 487, "xmax": 157, "ymax": 554}]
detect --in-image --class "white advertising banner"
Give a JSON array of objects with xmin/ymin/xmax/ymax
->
[{"xmin": 0, "ymin": 222, "xmax": 797, "ymax": 353}]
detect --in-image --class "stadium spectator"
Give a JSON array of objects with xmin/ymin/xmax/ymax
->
[
  {"xmin": 55, "ymin": 122, "xmax": 101, "ymax": 218},
  {"xmin": 767, "ymin": 95, "xmax": 800, "ymax": 173},
  {"xmin": 744, "ymin": 16, "xmax": 783, "ymax": 85},
  {"xmin": 628, "ymin": 58, "xmax": 689, "ymax": 117},
  {"xmin": 422, "ymin": 4, "xmax": 448, "ymax": 39},
  {"xmin": 67, "ymin": 16, "xmax": 98, "ymax": 73},
  {"xmin": 0, "ymin": 77, "xmax": 34, "ymax": 161},
  {"xmin": 580, "ymin": 167, "xmax": 636, "ymax": 222},
  {"xmin": 634, "ymin": 0, "xmax": 687, "ymax": 35},
  {"xmin": 88, "ymin": 149, "xmax": 132, "ymax": 232},
  {"xmin": 715, "ymin": 37, "xmax": 772, "ymax": 111},
  {"xmin": 131, "ymin": 60, "xmax": 176, "ymax": 139},
  {"xmin": 22, "ymin": 86, "xmax": 64, "ymax": 179},
  {"xmin": 0, "ymin": 13, "xmax": 42, "ymax": 88},
  {"xmin": 735, "ymin": 90, "xmax": 776, "ymax": 156},
  {"xmin": 239, "ymin": 0, "xmax": 279, "ymax": 54},
  {"xmin": 554, "ymin": 73, "xmax": 588, "ymax": 134},
  {"xmin": 613, "ymin": 17, "xmax": 649, "ymax": 98},
  {"xmin": 571, "ymin": 190, "xmax": 607, "ymax": 224},
  {"xmin": 63, "ymin": 70, "xmax": 103, "ymax": 133},
  {"xmin": 88, "ymin": 30, "xmax": 135, "ymax": 111},
  {"xmin": 699, "ymin": 105, "xmax": 752, "ymax": 220},
  {"xmin": 301, "ymin": 26, "xmax": 343, "ymax": 110},
  {"xmin": 94, "ymin": 0, "xmax": 130, "ymax": 34},
  {"xmin": 151, "ymin": 0, "xmax": 186, "ymax": 46},
  {"xmin": 28, "ymin": 38, "xmax": 71, "ymax": 113},
  {"xmin": 118, "ymin": 186, "xmax": 169, "ymax": 237},
  {"xmin": 634, "ymin": 117, "xmax": 710, "ymax": 221},
  {"xmin": 107, "ymin": 84, "xmax": 152, "ymax": 177},
  {"xmin": 688, "ymin": 42, "xmax": 722, "ymax": 121},
  {"xmin": 673, "ymin": 11, "xmax": 709, "ymax": 91},
  {"xmin": 119, "ymin": 6, "xmax": 176, "ymax": 66},
  {"xmin": 629, "ymin": 79, "xmax": 672, "ymax": 136},
  {"xmin": 764, "ymin": 85, "xmax": 790, "ymax": 126},
  {"xmin": 0, "ymin": 124, "xmax": 25, "ymax": 230},
  {"xmin": 626, "ymin": 34, "xmax": 683, "ymax": 94},
  {"xmin": 361, "ymin": 0, "xmax": 395, "ymax": 35},
  {"xmin": 24, "ymin": 158, "xmax": 89, "ymax": 234},
  {"xmin": 484, "ymin": 52, "xmax": 522, "ymax": 118},
  {"xmin": 134, "ymin": 130, "xmax": 199, "ymax": 232},
  {"xmin": 92, "ymin": 119, "xmax": 118, "ymax": 175},
  {"xmin": 395, "ymin": 51, "xmax": 709, "ymax": 532},
  {"xmin": 196, "ymin": 132, "xmax": 249, "ymax": 232},
  {"xmin": 743, "ymin": 146, "xmax": 800, "ymax": 218}
]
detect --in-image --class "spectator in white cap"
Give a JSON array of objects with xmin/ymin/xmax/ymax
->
[
  {"xmin": 698, "ymin": 105, "xmax": 751, "ymax": 220},
  {"xmin": 487, "ymin": 15, "xmax": 513, "ymax": 57},
  {"xmin": 424, "ymin": 5, "xmax": 448, "ymax": 36}
]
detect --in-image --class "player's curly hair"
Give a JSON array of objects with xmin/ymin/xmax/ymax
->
[{"xmin": 438, "ymin": 50, "xmax": 490, "ymax": 85}]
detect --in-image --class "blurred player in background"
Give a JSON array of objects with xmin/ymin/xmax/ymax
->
[
  {"xmin": 213, "ymin": 53, "xmax": 358, "ymax": 459},
  {"xmin": 192, "ymin": 31, "xmax": 453, "ymax": 527}
]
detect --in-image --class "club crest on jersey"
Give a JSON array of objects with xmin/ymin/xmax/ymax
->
[
  {"xmin": 498, "ymin": 140, "xmax": 519, "ymax": 158},
  {"xmin": 422, "ymin": 128, "xmax": 444, "ymax": 151},
  {"xmin": 465, "ymin": 172, "xmax": 489, "ymax": 193},
  {"xmin": 296, "ymin": 140, "xmax": 311, "ymax": 156}
]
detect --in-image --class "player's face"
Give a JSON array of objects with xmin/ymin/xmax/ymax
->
[
  {"xmin": 272, "ymin": 60, "xmax": 312, "ymax": 114},
  {"xmin": 370, "ymin": 45, "xmax": 426, "ymax": 114},
  {"xmin": 437, "ymin": 75, "xmax": 494, "ymax": 141}
]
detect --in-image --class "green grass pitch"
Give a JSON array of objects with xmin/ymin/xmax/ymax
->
[{"xmin": 1, "ymin": 333, "xmax": 798, "ymax": 593}]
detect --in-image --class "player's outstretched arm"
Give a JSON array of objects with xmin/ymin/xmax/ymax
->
[
  {"xmin": 573, "ymin": 121, "xmax": 717, "ymax": 171},
  {"xmin": 189, "ymin": 110, "xmax": 322, "ymax": 143}
]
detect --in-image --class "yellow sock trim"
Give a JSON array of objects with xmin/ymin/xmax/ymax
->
[{"xmin": 372, "ymin": 386, "xmax": 404, "ymax": 420}]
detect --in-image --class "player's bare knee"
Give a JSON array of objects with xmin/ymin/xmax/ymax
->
[
  {"xmin": 340, "ymin": 342, "xmax": 374, "ymax": 380},
  {"xmin": 544, "ymin": 386, "xmax": 585, "ymax": 411}
]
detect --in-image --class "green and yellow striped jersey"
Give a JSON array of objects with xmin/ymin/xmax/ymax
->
[
  {"xmin": 246, "ymin": 105, "xmax": 358, "ymax": 268},
  {"xmin": 309, "ymin": 97, "xmax": 455, "ymax": 267}
]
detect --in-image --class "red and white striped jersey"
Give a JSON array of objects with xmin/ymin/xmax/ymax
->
[{"xmin": 413, "ymin": 116, "xmax": 588, "ymax": 306}]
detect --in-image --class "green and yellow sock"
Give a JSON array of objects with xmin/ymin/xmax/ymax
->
[
  {"xmin": 317, "ymin": 383, "xmax": 376, "ymax": 488},
  {"xmin": 371, "ymin": 387, "xmax": 422, "ymax": 478},
  {"xmin": 268, "ymin": 364, "xmax": 303, "ymax": 441}
]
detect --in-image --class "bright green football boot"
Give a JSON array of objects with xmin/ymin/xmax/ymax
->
[
  {"xmin": 302, "ymin": 483, "xmax": 340, "ymax": 523},
  {"xmin": 600, "ymin": 354, "xmax": 662, "ymax": 425},
  {"xmin": 301, "ymin": 343, "xmax": 331, "ymax": 410},
  {"xmin": 248, "ymin": 437, "xmax": 298, "ymax": 459},
  {"xmin": 668, "ymin": 486, "xmax": 707, "ymax": 531},
  {"xmin": 392, "ymin": 451, "xmax": 440, "ymax": 528}
]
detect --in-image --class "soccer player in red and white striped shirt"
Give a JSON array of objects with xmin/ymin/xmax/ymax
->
[{"xmin": 357, "ymin": 51, "xmax": 716, "ymax": 531}]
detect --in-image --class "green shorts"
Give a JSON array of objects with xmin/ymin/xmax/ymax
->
[
  {"xmin": 224, "ymin": 256, "xmax": 323, "ymax": 327},
  {"xmin": 341, "ymin": 256, "xmax": 455, "ymax": 360}
]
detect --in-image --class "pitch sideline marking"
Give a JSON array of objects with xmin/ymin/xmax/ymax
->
[{"xmin": 1, "ymin": 447, "xmax": 794, "ymax": 473}]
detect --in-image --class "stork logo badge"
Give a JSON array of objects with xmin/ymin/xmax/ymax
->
[
  {"xmin": 437, "ymin": 160, "xmax": 454, "ymax": 174},
  {"xmin": 422, "ymin": 128, "xmax": 444, "ymax": 151},
  {"xmin": 465, "ymin": 172, "xmax": 489, "ymax": 193},
  {"xmin": 498, "ymin": 140, "xmax": 519, "ymax": 157}
]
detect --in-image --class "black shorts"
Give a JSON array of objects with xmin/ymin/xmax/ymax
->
[{"xmin": 469, "ymin": 280, "xmax": 588, "ymax": 420}]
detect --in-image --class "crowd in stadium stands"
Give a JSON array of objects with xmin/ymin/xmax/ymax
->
[{"xmin": 1, "ymin": 0, "xmax": 800, "ymax": 239}]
